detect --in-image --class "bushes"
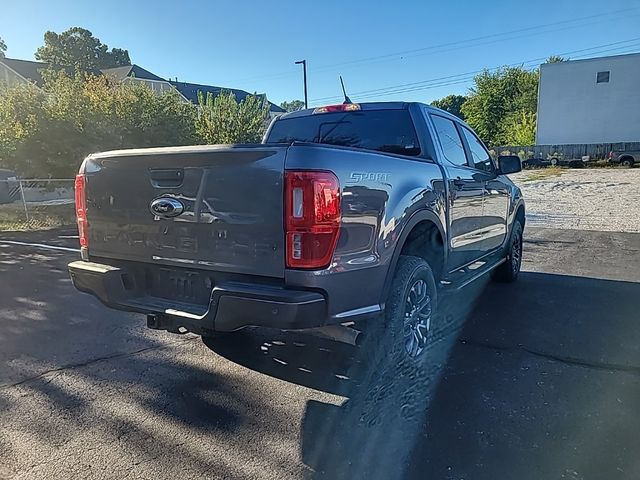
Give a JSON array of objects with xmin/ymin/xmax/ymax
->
[
  {"xmin": 501, "ymin": 110, "xmax": 536, "ymax": 146},
  {"xmin": 0, "ymin": 72, "xmax": 270, "ymax": 177},
  {"xmin": 195, "ymin": 90, "xmax": 270, "ymax": 144}
]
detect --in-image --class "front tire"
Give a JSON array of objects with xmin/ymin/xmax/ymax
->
[{"xmin": 493, "ymin": 220, "xmax": 523, "ymax": 282}]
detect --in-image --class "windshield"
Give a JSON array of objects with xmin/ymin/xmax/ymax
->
[{"xmin": 265, "ymin": 109, "xmax": 421, "ymax": 156}]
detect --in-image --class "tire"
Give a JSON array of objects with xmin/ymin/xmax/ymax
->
[
  {"xmin": 384, "ymin": 256, "xmax": 438, "ymax": 363},
  {"xmin": 620, "ymin": 157, "xmax": 634, "ymax": 167},
  {"xmin": 493, "ymin": 220, "xmax": 523, "ymax": 282},
  {"xmin": 358, "ymin": 255, "xmax": 438, "ymax": 366},
  {"xmin": 353, "ymin": 255, "xmax": 447, "ymax": 428}
]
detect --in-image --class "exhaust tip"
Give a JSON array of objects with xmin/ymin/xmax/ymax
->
[{"xmin": 302, "ymin": 325, "xmax": 362, "ymax": 346}]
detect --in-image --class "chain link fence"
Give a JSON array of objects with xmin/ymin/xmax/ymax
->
[{"xmin": 0, "ymin": 177, "xmax": 76, "ymax": 231}]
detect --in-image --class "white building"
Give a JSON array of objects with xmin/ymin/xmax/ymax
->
[{"xmin": 536, "ymin": 52, "xmax": 640, "ymax": 145}]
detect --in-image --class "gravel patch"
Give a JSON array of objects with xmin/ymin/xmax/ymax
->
[{"xmin": 510, "ymin": 169, "xmax": 640, "ymax": 233}]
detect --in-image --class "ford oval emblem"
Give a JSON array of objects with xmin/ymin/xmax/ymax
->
[{"xmin": 150, "ymin": 197, "xmax": 184, "ymax": 218}]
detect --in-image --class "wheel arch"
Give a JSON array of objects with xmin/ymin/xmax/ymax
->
[
  {"xmin": 380, "ymin": 210, "xmax": 447, "ymax": 305},
  {"xmin": 504, "ymin": 200, "xmax": 526, "ymax": 249},
  {"xmin": 515, "ymin": 202, "xmax": 525, "ymax": 228}
]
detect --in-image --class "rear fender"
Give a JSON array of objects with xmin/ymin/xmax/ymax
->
[{"xmin": 380, "ymin": 210, "xmax": 446, "ymax": 306}]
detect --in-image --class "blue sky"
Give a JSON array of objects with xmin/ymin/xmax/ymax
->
[{"xmin": 3, "ymin": 0, "xmax": 640, "ymax": 106}]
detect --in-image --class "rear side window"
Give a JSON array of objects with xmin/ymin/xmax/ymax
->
[
  {"xmin": 460, "ymin": 126, "xmax": 495, "ymax": 172},
  {"xmin": 431, "ymin": 115, "xmax": 468, "ymax": 167},
  {"xmin": 265, "ymin": 109, "xmax": 421, "ymax": 156}
]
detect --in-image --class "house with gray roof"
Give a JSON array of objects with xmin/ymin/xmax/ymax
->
[
  {"xmin": 168, "ymin": 80, "xmax": 283, "ymax": 114},
  {"xmin": 101, "ymin": 64, "xmax": 177, "ymax": 95},
  {"xmin": 0, "ymin": 57, "xmax": 284, "ymax": 114},
  {"xmin": 0, "ymin": 58, "xmax": 49, "ymax": 86}
]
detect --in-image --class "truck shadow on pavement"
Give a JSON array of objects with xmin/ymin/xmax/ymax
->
[
  {"xmin": 205, "ymin": 271, "xmax": 640, "ymax": 480},
  {"xmin": 0, "ymin": 245, "xmax": 300, "ymax": 478}
]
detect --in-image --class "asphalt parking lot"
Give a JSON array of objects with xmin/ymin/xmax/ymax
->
[{"xmin": 1, "ymin": 225, "xmax": 639, "ymax": 480}]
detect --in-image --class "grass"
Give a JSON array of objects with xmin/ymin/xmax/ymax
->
[
  {"xmin": 521, "ymin": 166, "xmax": 565, "ymax": 182},
  {"xmin": 0, "ymin": 202, "xmax": 76, "ymax": 231}
]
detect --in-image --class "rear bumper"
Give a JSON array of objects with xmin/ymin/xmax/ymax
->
[{"xmin": 68, "ymin": 260, "xmax": 327, "ymax": 335}]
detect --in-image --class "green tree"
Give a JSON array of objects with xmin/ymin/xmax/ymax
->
[
  {"xmin": 0, "ymin": 83, "xmax": 47, "ymax": 174},
  {"xmin": 0, "ymin": 36, "xmax": 6, "ymax": 59},
  {"xmin": 501, "ymin": 110, "xmax": 536, "ymax": 145},
  {"xmin": 461, "ymin": 67, "xmax": 538, "ymax": 146},
  {"xmin": 195, "ymin": 90, "xmax": 270, "ymax": 144},
  {"xmin": 0, "ymin": 71, "xmax": 197, "ymax": 177},
  {"xmin": 35, "ymin": 27, "xmax": 131, "ymax": 71},
  {"xmin": 280, "ymin": 99, "xmax": 305, "ymax": 112},
  {"xmin": 430, "ymin": 94, "xmax": 467, "ymax": 119},
  {"xmin": 545, "ymin": 55, "xmax": 567, "ymax": 64}
]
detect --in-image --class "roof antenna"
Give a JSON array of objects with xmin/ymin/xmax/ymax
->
[{"xmin": 340, "ymin": 75, "xmax": 352, "ymax": 104}]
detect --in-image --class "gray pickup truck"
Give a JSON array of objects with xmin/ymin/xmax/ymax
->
[
  {"xmin": 608, "ymin": 148, "xmax": 639, "ymax": 167},
  {"xmin": 69, "ymin": 102, "xmax": 524, "ymax": 363}
]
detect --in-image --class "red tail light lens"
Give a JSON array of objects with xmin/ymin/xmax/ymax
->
[
  {"xmin": 75, "ymin": 174, "xmax": 88, "ymax": 248},
  {"xmin": 285, "ymin": 171, "xmax": 341, "ymax": 269},
  {"xmin": 313, "ymin": 103, "xmax": 361, "ymax": 114}
]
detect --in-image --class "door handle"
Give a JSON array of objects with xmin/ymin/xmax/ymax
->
[
  {"xmin": 452, "ymin": 177, "xmax": 465, "ymax": 189},
  {"xmin": 149, "ymin": 168, "xmax": 184, "ymax": 188}
]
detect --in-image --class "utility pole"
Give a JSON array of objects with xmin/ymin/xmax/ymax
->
[{"xmin": 295, "ymin": 60, "xmax": 308, "ymax": 109}]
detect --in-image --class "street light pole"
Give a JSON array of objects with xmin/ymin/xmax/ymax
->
[{"xmin": 295, "ymin": 60, "xmax": 308, "ymax": 109}]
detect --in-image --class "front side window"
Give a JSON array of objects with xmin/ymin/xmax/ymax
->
[
  {"xmin": 461, "ymin": 126, "xmax": 495, "ymax": 173},
  {"xmin": 431, "ymin": 115, "xmax": 468, "ymax": 167}
]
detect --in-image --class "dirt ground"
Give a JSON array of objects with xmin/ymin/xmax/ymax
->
[{"xmin": 510, "ymin": 168, "xmax": 640, "ymax": 232}]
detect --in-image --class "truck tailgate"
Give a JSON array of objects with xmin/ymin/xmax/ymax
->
[{"xmin": 83, "ymin": 145, "xmax": 287, "ymax": 278}]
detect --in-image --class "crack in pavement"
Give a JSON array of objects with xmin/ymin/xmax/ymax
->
[
  {"xmin": 460, "ymin": 338, "xmax": 640, "ymax": 376},
  {"xmin": 0, "ymin": 336, "xmax": 199, "ymax": 390}
]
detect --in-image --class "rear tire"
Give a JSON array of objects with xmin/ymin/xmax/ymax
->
[
  {"xmin": 358, "ymin": 256, "xmax": 438, "ymax": 366},
  {"xmin": 354, "ymin": 256, "xmax": 447, "ymax": 425},
  {"xmin": 493, "ymin": 220, "xmax": 523, "ymax": 282},
  {"xmin": 620, "ymin": 157, "xmax": 635, "ymax": 167}
]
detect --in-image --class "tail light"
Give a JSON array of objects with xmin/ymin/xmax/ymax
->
[
  {"xmin": 285, "ymin": 171, "xmax": 341, "ymax": 269},
  {"xmin": 75, "ymin": 174, "xmax": 88, "ymax": 249},
  {"xmin": 313, "ymin": 103, "xmax": 360, "ymax": 114},
  {"xmin": 608, "ymin": 151, "xmax": 614, "ymax": 159}
]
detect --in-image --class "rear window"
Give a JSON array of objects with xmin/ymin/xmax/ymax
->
[{"xmin": 265, "ymin": 109, "xmax": 421, "ymax": 156}]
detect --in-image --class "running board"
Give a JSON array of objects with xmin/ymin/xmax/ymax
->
[{"xmin": 440, "ymin": 257, "xmax": 506, "ymax": 292}]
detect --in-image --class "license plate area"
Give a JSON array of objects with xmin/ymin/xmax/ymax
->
[{"xmin": 145, "ymin": 266, "xmax": 212, "ymax": 306}]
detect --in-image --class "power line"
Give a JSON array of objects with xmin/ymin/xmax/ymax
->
[
  {"xmin": 316, "ymin": 44, "xmax": 640, "ymax": 102},
  {"xmin": 312, "ymin": 37, "xmax": 640, "ymax": 101},
  {"xmin": 222, "ymin": 7, "xmax": 639, "ymax": 85},
  {"xmin": 308, "ymin": 10, "xmax": 640, "ymax": 74},
  {"xmin": 309, "ymin": 38, "xmax": 640, "ymax": 104},
  {"xmin": 345, "ymin": 43, "xmax": 640, "ymax": 101},
  {"xmin": 315, "ymin": 8, "xmax": 638, "ymax": 69}
]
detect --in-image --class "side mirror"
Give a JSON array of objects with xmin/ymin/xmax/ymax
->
[{"xmin": 498, "ymin": 155, "xmax": 522, "ymax": 175}]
